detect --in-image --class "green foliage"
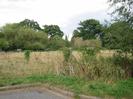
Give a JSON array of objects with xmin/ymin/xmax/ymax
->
[
  {"xmin": 103, "ymin": 21, "xmax": 133, "ymax": 54},
  {"xmin": 62, "ymin": 47, "xmax": 72, "ymax": 62},
  {"xmin": 47, "ymin": 35, "xmax": 66, "ymax": 50},
  {"xmin": 61, "ymin": 49, "xmax": 127, "ymax": 81},
  {"xmin": 19, "ymin": 19, "xmax": 41, "ymax": 31},
  {"xmin": 81, "ymin": 47, "xmax": 97, "ymax": 62},
  {"xmin": 65, "ymin": 35, "xmax": 71, "ymax": 47},
  {"xmin": 0, "ymin": 39, "xmax": 9, "ymax": 51},
  {"xmin": 0, "ymin": 74, "xmax": 133, "ymax": 98},
  {"xmin": 110, "ymin": 54, "xmax": 133, "ymax": 77},
  {"xmin": 24, "ymin": 50, "xmax": 31, "ymax": 63},
  {"xmin": 0, "ymin": 23, "xmax": 48, "ymax": 51},
  {"xmin": 73, "ymin": 19, "xmax": 102, "ymax": 40},
  {"xmin": 109, "ymin": 0, "xmax": 133, "ymax": 27},
  {"xmin": 43, "ymin": 25, "xmax": 64, "ymax": 38},
  {"xmin": 62, "ymin": 47, "xmax": 74, "ymax": 76},
  {"xmin": 0, "ymin": 21, "xmax": 70, "ymax": 51},
  {"xmin": 78, "ymin": 48, "xmax": 125, "ymax": 80},
  {"xmin": 82, "ymin": 47, "xmax": 97, "ymax": 56},
  {"xmin": 24, "ymin": 42, "xmax": 45, "ymax": 50},
  {"xmin": 60, "ymin": 48, "xmax": 127, "ymax": 81}
]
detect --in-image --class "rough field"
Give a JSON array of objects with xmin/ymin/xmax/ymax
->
[
  {"xmin": 0, "ymin": 51, "xmax": 114, "ymax": 78},
  {"xmin": 0, "ymin": 51, "xmax": 133, "ymax": 99},
  {"xmin": 0, "ymin": 51, "xmax": 63, "ymax": 78}
]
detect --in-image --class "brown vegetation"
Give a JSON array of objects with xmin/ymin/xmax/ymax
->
[{"xmin": 0, "ymin": 51, "xmax": 120, "ymax": 79}]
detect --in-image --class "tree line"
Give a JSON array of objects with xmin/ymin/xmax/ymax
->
[
  {"xmin": 0, "ymin": 18, "xmax": 133, "ymax": 54},
  {"xmin": 0, "ymin": 19, "xmax": 69, "ymax": 51},
  {"xmin": 0, "ymin": 0, "xmax": 133, "ymax": 54}
]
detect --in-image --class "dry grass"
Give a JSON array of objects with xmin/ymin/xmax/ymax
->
[
  {"xmin": 0, "ymin": 51, "xmax": 64, "ymax": 78},
  {"xmin": 72, "ymin": 37, "xmax": 101, "ymax": 48},
  {"xmin": 0, "ymin": 51, "xmax": 132, "ymax": 99},
  {"xmin": 97, "ymin": 50, "xmax": 116, "ymax": 58},
  {"xmin": 0, "ymin": 51, "xmax": 115, "ymax": 78}
]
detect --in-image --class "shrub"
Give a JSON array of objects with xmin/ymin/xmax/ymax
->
[
  {"xmin": 61, "ymin": 48, "xmax": 127, "ymax": 81},
  {"xmin": 24, "ymin": 42, "xmax": 45, "ymax": 50},
  {"xmin": 47, "ymin": 35, "xmax": 66, "ymax": 50},
  {"xmin": 0, "ymin": 23, "xmax": 48, "ymax": 51},
  {"xmin": 0, "ymin": 39, "xmax": 9, "ymax": 51},
  {"xmin": 24, "ymin": 50, "xmax": 31, "ymax": 63},
  {"xmin": 62, "ymin": 47, "xmax": 72, "ymax": 62},
  {"xmin": 110, "ymin": 54, "xmax": 133, "ymax": 78}
]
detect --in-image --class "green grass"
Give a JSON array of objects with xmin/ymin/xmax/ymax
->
[{"xmin": 0, "ymin": 74, "xmax": 133, "ymax": 99}]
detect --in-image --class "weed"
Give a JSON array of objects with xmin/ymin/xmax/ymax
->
[
  {"xmin": 24, "ymin": 50, "xmax": 31, "ymax": 63},
  {"xmin": 62, "ymin": 47, "xmax": 72, "ymax": 62}
]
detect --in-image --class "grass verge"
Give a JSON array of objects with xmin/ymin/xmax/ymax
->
[{"xmin": 0, "ymin": 74, "xmax": 133, "ymax": 99}]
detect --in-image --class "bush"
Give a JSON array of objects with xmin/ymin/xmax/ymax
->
[
  {"xmin": 60, "ymin": 48, "xmax": 127, "ymax": 81},
  {"xmin": 24, "ymin": 50, "xmax": 31, "ymax": 63},
  {"xmin": 47, "ymin": 35, "xmax": 66, "ymax": 50},
  {"xmin": 0, "ymin": 39, "xmax": 9, "ymax": 51},
  {"xmin": 103, "ymin": 21, "xmax": 133, "ymax": 55},
  {"xmin": 62, "ymin": 47, "xmax": 72, "ymax": 62},
  {"xmin": 110, "ymin": 54, "xmax": 133, "ymax": 78},
  {"xmin": 0, "ymin": 23, "xmax": 48, "ymax": 51},
  {"xmin": 24, "ymin": 42, "xmax": 45, "ymax": 50}
]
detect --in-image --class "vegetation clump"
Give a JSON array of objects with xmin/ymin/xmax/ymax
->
[{"xmin": 24, "ymin": 50, "xmax": 31, "ymax": 63}]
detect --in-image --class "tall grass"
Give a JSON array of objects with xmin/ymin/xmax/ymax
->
[
  {"xmin": 0, "ymin": 51, "xmax": 64, "ymax": 78},
  {"xmin": 0, "ymin": 50, "xmax": 132, "ymax": 82},
  {"xmin": 61, "ymin": 48, "xmax": 132, "ymax": 81},
  {"xmin": 24, "ymin": 50, "xmax": 31, "ymax": 63},
  {"xmin": 0, "ymin": 51, "xmax": 133, "ymax": 98}
]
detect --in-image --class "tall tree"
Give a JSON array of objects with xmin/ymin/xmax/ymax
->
[
  {"xmin": 0, "ymin": 23, "xmax": 48, "ymax": 50},
  {"xmin": 43, "ymin": 25, "xmax": 64, "ymax": 38},
  {"xmin": 19, "ymin": 19, "xmax": 41, "ymax": 31},
  {"xmin": 103, "ymin": 21, "xmax": 133, "ymax": 54},
  {"xmin": 108, "ymin": 0, "xmax": 133, "ymax": 55},
  {"xmin": 73, "ymin": 19, "xmax": 102, "ymax": 40},
  {"xmin": 109, "ymin": 0, "xmax": 133, "ymax": 27}
]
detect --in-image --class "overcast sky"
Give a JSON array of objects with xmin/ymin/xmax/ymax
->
[{"xmin": 0, "ymin": 0, "xmax": 110, "ymax": 39}]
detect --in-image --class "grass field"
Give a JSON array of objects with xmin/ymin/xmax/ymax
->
[
  {"xmin": 0, "ymin": 50, "xmax": 115, "ymax": 77},
  {"xmin": 0, "ymin": 51, "xmax": 132, "ymax": 99},
  {"xmin": 0, "ymin": 51, "xmax": 64, "ymax": 77}
]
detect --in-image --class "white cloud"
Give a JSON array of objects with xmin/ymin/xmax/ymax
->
[{"xmin": 0, "ymin": 0, "xmax": 110, "ymax": 39}]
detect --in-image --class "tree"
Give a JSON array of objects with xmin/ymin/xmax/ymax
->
[
  {"xmin": 65, "ymin": 35, "xmax": 71, "ymax": 47},
  {"xmin": 43, "ymin": 25, "xmax": 64, "ymax": 38},
  {"xmin": 17, "ymin": 28, "xmax": 48, "ymax": 50},
  {"xmin": 0, "ymin": 23, "xmax": 48, "ymax": 50},
  {"xmin": 109, "ymin": 0, "xmax": 133, "ymax": 27},
  {"xmin": 0, "ymin": 39, "xmax": 9, "ymax": 51},
  {"xmin": 73, "ymin": 19, "xmax": 102, "ymax": 40},
  {"xmin": 0, "ymin": 23, "xmax": 20, "ymax": 50},
  {"xmin": 47, "ymin": 35, "xmax": 66, "ymax": 50},
  {"xmin": 103, "ymin": 21, "xmax": 133, "ymax": 54},
  {"xmin": 108, "ymin": 0, "xmax": 133, "ymax": 57},
  {"xmin": 19, "ymin": 19, "xmax": 41, "ymax": 31}
]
